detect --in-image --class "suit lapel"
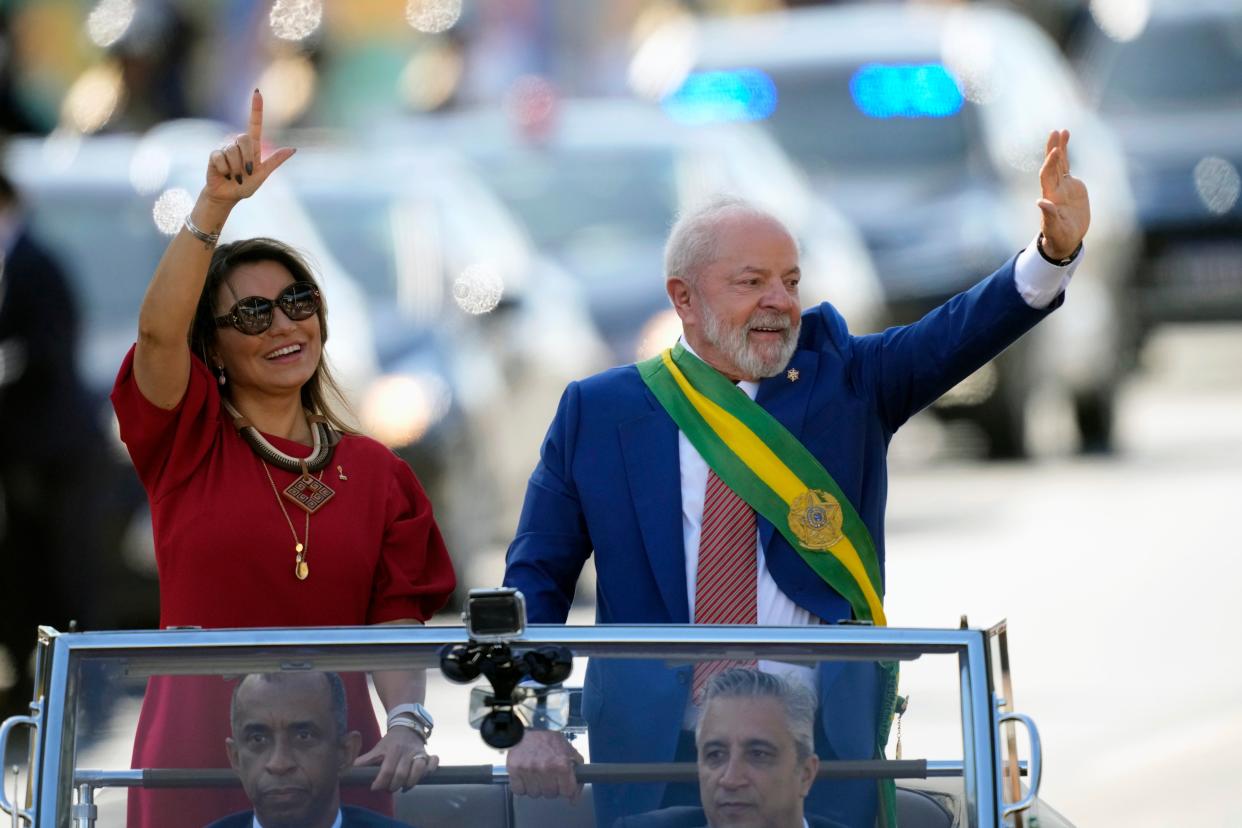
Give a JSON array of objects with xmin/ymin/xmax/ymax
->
[
  {"xmin": 620, "ymin": 394, "xmax": 689, "ymax": 621},
  {"xmin": 754, "ymin": 349, "xmax": 819, "ymax": 551}
]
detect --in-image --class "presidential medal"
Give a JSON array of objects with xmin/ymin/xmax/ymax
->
[{"xmin": 788, "ymin": 489, "xmax": 844, "ymax": 549}]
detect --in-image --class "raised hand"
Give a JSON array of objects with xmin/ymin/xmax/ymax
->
[
  {"xmin": 204, "ymin": 89, "xmax": 296, "ymax": 203},
  {"xmin": 1036, "ymin": 129, "xmax": 1091, "ymax": 261}
]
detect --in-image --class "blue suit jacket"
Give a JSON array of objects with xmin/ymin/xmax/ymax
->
[
  {"xmin": 203, "ymin": 804, "xmax": 409, "ymax": 828},
  {"xmin": 504, "ymin": 259, "xmax": 1056, "ymax": 825}
]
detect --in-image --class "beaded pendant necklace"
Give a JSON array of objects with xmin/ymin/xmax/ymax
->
[{"xmin": 224, "ymin": 400, "xmax": 340, "ymax": 580}]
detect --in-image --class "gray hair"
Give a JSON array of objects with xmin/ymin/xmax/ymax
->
[
  {"xmin": 664, "ymin": 195, "xmax": 792, "ymax": 289},
  {"xmin": 696, "ymin": 668, "xmax": 817, "ymax": 762},
  {"xmin": 230, "ymin": 671, "xmax": 349, "ymax": 740}
]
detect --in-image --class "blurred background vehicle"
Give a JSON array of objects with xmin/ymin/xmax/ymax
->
[
  {"xmin": 282, "ymin": 140, "xmax": 608, "ymax": 592},
  {"xmin": 1071, "ymin": 0, "xmax": 1242, "ymax": 342},
  {"xmin": 680, "ymin": 3, "xmax": 1142, "ymax": 456},
  {"xmin": 390, "ymin": 98, "xmax": 885, "ymax": 366}
]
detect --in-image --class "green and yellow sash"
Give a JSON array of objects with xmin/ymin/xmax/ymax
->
[
  {"xmin": 638, "ymin": 342, "xmax": 886, "ymax": 625},
  {"xmin": 640, "ymin": 342, "xmax": 901, "ymax": 826}
]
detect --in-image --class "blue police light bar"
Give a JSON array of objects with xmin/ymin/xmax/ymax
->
[
  {"xmin": 849, "ymin": 63, "xmax": 964, "ymax": 119},
  {"xmin": 662, "ymin": 69, "xmax": 778, "ymax": 125}
]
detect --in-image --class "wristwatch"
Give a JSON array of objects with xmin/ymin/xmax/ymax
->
[
  {"xmin": 387, "ymin": 702, "xmax": 434, "ymax": 741},
  {"xmin": 1037, "ymin": 232, "xmax": 1081, "ymax": 266}
]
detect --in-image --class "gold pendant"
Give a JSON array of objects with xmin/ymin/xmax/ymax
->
[{"xmin": 295, "ymin": 553, "xmax": 309, "ymax": 580}]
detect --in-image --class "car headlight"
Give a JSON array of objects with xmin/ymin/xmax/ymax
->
[{"xmin": 360, "ymin": 373, "xmax": 452, "ymax": 448}]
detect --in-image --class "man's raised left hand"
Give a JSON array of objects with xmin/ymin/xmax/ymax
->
[{"xmin": 1036, "ymin": 129, "xmax": 1091, "ymax": 261}]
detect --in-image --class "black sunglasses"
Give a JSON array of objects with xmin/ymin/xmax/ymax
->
[{"xmin": 214, "ymin": 282, "xmax": 322, "ymax": 335}]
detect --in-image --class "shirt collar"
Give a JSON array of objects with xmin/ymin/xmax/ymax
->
[
  {"xmin": 677, "ymin": 336, "xmax": 759, "ymax": 400},
  {"xmin": 254, "ymin": 809, "xmax": 342, "ymax": 828}
]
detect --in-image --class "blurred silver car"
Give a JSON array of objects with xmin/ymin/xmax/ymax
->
[
  {"xmin": 680, "ymin": 3, "xmax": 1142, "ymax": 456},
  {"xmin": 281, "ymin": 140, "xmax": 609, "ymax": 590},
  {"xmin": 387, "ymin": 98, "xmax": 885, "ymax": 367},
  {"xmin": 1072, "ymin": 0, "xmax": 1242, "ymax": 333}
]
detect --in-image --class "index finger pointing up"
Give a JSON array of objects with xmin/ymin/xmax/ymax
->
[{"xmin": 247, "ymin": 88, "xmax": 264, "ymax": 146}]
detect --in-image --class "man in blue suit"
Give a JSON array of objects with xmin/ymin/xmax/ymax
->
[
  {"xmin": 206, "ymin": 672, "xmax": 409, "ymax": 828},
  {"xmin": 504, "ymin": 131, "xmax": 1089, "ymax": 827}
]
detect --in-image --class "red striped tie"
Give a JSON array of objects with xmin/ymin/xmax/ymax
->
[{"xmin": 693, "ymin": 469, "xmax": 758, "ymax": 702}]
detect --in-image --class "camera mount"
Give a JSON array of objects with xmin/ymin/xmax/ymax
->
[{"xmin": 440, "ymin": 588, "xmax": 573, "ymax": 749}]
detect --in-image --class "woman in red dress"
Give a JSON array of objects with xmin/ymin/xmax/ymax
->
[{"xmin": 111, "ymin": 90, "xmax": 455, "ymax": 826}]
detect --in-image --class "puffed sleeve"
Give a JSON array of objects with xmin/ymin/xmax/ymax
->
[
  {"xmin": 110, "ymin": 345, "xmax": 222, "ymax": 501},
  {"xmin": 367, "ymin": 458, "xmax": 456, "ymax": 624}
]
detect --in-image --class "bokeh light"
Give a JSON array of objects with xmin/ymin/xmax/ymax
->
[
  {"xmin": 361, "ymin": 373, "xmax": 452, "ymax": 448},
  {"xmin": 269, "ymin": 0, "xmax": 323, "ymax": 42},
  {"xmin": 86, "ymin": 0, "xmax": 135, "ymax": 48},
  {"xmin": 256, "ymin": 54, "xmax": 318, "ymax": 126},
  {"xmin": 452, "ymin": 264, "xmax": 504, "ymax": 315},
  {"xmin": 1193, "ymin": 157, "xmax": 1241, "ymax": 215},
  {"xmin": 636, "ymin": 309, "xmax": 683, "ymax": 361},
  {"xmin": 129, "ymin": 141, "xmax": 171, "ymax": 195},
  {"xmin": 1089, "ymin": 0, "xmax": 1150, "ymax": 42},
  {"xmin": 504, "ymin": 75, "xmax": 558, "ymax": 137},
  {"xmin": 61, "ymin": 63, "xmax": 124, "ymax": 134},
  {"xmin": 152, "ymin": 188, "xmax": 194, "ymax": 236},
  {"xmin": 662, "ymin": 69, "xmax": 777, "ymax": 125},
  {"xmin": 628, "ymin": 11, "xmax": 698, "ymax": 101},
  {"xmin": 941, "ymin": 10, "xmax": 999, "ymax": 105},
  {"xmin": 405, "ymin": 0, "xmax": 463, "ymax": 34},
  {"xmin": 399, "ymin": 41, "xmax": 464, "ymax": 111}
]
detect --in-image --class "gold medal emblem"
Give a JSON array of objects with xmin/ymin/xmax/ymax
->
[{"xmin": 788, "ymin": 489, "xmax": 844, "ymax": 550}]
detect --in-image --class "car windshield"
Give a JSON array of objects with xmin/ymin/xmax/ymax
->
[
  {"xmin": 295, "ymin": 190, "xmax": 403, "ymax": 300},
  {"xmin": 36, "ymin": 625, "xmax": 1007, "ymax": 828},
  {"xmin": 760, "ymin": 66, "xmax": 974, "ymax": 176},
  {"xmin": 1088, "ymin": 17, "xmax": 1242, "ymax": 113},
  {"xmin": 474, "ymin": 147, "xmax": 680, "ymax": 276}
]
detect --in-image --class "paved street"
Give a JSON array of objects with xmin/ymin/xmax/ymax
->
[{"xmin": 882, "ymin": 324, "xmax": 1242, "ymax": 827}]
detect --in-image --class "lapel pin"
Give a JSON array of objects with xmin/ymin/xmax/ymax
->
[{"xmin": 786, "ymin": 368, "xmax": 800, "ymax": 382}]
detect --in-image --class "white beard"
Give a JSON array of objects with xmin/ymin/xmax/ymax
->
[{"xmin": 698, "ymin": 297, "xmax": 800, "ymax": 379}]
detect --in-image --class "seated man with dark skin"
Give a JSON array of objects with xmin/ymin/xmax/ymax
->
[
  {"xmin": 207, "ymin": 671, "xmax": 410, "ymax": 828},
  {"xmin": 616, "ymin": 668, "xmax": 845, "ymax": 828}
]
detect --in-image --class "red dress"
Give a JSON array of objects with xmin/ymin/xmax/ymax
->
[{"xmin": 111, "ymin": 348, "xmax": 455, "ymax": 827}]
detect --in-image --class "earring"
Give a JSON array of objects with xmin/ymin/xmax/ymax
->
[{"xmin": 215, "ymin": 364, "xmax": 227, "ymax": 386}]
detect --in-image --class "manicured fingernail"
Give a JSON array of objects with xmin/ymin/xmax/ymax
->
[
  {"xmin": 245, "ymin": 162, "xmax": 253, "ymax": 175},
  {"xmin": 235, "ymin": 174, "xmax": 243, "ymax": 184}
]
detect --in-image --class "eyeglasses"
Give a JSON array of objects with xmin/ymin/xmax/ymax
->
[{"xmin": 214, "ymin": 282, "xmax": 321, "ymax": 335}]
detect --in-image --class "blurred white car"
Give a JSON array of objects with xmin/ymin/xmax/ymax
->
[
  {"xmin": 679, "ymin": 3, "xmax": 1142, "ymax": 455},
  {"xmin": 385, "ymin": 98, "xmax": 886, "ymax": 367}
]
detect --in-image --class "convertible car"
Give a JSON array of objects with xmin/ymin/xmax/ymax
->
[{"xmin": 1, "ymin": 617, "xmax": 1068, "ymax": 827}]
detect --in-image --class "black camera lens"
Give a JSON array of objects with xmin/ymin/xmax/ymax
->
[{"xmin": 470, "ymin": 595, "xmax": 523, "ymax": 637}]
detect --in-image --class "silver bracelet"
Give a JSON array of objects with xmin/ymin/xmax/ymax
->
[
  {"xmin": 183, "ymin": 214, "xmax": 220, "ymax": 245},
  {"xmin": 387, "ymin": 717, "xmax": 430, "ymax": 740}
]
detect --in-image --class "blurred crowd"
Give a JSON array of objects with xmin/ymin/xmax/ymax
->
[{"xmin": 0, "ymin": 0, "xmax": 1239, "ymax": 718}]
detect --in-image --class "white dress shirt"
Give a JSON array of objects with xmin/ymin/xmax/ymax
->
[{"xmin": 679, "ymin": 238, "xmax": 1080, "ymax": 724}]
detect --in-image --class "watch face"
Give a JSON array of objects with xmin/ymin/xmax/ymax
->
[{"xmin": 416, "ymin": 703, "xmax": 434, "ymax": 727}]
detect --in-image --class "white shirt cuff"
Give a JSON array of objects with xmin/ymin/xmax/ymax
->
[{"xmin": 1013, "ymin": 234, "xmax": 1082, "ymax": 309}]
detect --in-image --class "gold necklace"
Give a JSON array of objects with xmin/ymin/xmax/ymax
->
[{"xmin": 261, "ymin": 461, "xmax": 324, "ymax": 581}]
